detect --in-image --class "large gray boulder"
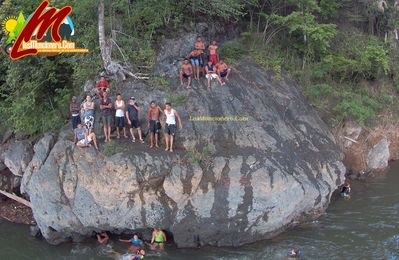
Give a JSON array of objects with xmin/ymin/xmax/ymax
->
[
  {"xmin": 25, "ymin": 62, "xmax": 345, "ymax": 247},
  {"xmin": 3, "ymin": 141, "xmax": 33, "ymax": 177},
  {"xmin": 21, "ymin": 134, "xmax": 55, "ymax": 195}
]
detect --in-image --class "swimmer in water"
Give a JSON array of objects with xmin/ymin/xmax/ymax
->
[
  {"xmin": 340, "ymin": 182, "xmax": 351, "ymax": 198},
  {"xmin": 131, "ymin": 249, "xmax": 146, "ymax": 260},
  {"xmin": 150, "ymin": 228, "xmax": 167, "ymax": 250},
  {"xmin": 288, "ymin": 247, "xmax": 301, "ymax": 258},
  {"xmin": 119, "ymin": 234, "xmax": 144, "ymax": 252},
  {"xmin": 97, "ymin": 232, "xmax": 110, "ymax": 244}
]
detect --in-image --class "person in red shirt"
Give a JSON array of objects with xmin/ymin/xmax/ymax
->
[
  {"xmin": 208, "ymin": 41, "xmax": 219, "ymax": 65},
  {"xmin": 96, "ymin": 76, "xmax": 110, "ymax": 98}
]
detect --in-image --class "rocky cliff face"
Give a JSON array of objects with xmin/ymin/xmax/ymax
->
[
  {"xmin": 334, "ymin": 119, "xmax": 399, "ymax": 178},
  {"xmin": 12, "ymin": 60, "xmax": 346, "ymax": 247}
]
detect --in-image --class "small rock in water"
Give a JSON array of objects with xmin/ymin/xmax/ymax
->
[{"xmin": 29, "ymin": 225, "xmax": 42, "ymax": 238}]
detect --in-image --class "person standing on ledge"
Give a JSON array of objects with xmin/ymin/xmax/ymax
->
[
  {"xmin": 208, "ymin": 40, "xmax": 219, "ymax": 65},
  {"xmin": 82, "ymin": 95, "xmax": 95, "ymax": 134},
  {"xmin": 114, "ymin": 94, "xmax": 128, "ymax": 139},
  {"xmin": 179, "ymin": 58, "xmax": 193, "ymax": 88},
  {"xmin": 150, "ymin": 228, "xmax": 167, "ymax": 250},
  {"xmin": 162, "ymin": 102, "xmax": 183, "ymax": 153},
  {"xmin": 126, "ymin": 97, "xmax": 145, "ymax": 143},
  {"xmin": 195, "ymin": 36, "xmax": 206, "ymax": 73},
  {"xmin": 147, "ymin": 101, "xmax": 164, "ymax": 149},
  {"xmin": 70, "ymin": 96, "xmax": 81, "ymax": 142},
  {"xmin": 189, "ymin": 49, "xmax": 201, "ymax": 81},
  {"xmin": 100, "ymin": 91, "xmax": 113, "ymax": 142}
]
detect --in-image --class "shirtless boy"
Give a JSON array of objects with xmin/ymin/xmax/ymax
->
[
  {"xmin": 208, "ymin": 41, "xmax": 219, "ymax": 65},
  {"xmin": 195, "ymin": 36, "xmax": 206, "ymax": 70},
  {"xmin": 179, "ymin": 58, "xmax": 193, "ymax": 88},
  {"xmin": 189, "ymin": 49, "xmax": 201, "ymax": 80},
  {"xmin": 216, "ymin": 60, "xmax": 232, "ymax": 83},
  {"xmin": 147, "ymin": 101, "xmax": 164, "ymax": 148}
]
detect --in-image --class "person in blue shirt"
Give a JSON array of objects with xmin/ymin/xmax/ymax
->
[
  {"xmin": 74, "ymin": 123, "xmax": 98, "ymax": 150},
  {"xmin": 120, "ymin": 234, "xmax": 144, "ymax": 252}
]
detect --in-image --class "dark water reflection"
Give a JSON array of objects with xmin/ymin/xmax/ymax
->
[{"xmin": 2, "ymin": 162, "xmax": 399, "ymax": 260}]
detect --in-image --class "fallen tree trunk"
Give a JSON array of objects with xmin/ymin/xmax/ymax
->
[{"xmin": 0, "ymin": 189, "xmax": 32, "ymax": 208}]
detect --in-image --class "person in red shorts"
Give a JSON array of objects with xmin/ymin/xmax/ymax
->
[
  {"xmin": 96, "ymin": 76, "xmax": 110, "ymax": 98},
  {"xmin": 208, "ymin": 40, "xmax": 219, "ymax": 65}
]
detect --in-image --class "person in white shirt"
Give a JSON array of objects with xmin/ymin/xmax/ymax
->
[
  {"xmin": 162, "ymin": 102, "xmax": 183, "ymax": 153},
  {"xmin": 114, "ymin": 94, "xmax": 127, "ymax": 139}
]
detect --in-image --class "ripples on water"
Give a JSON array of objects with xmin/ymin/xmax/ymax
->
[{"xmin": 2, "ymin": 162, "xmax": 399, "ymax": 259}]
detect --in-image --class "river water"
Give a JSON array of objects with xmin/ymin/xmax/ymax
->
[{"xmin": 2, "ymin": 162, "xmax": 399, "ymax": 260}]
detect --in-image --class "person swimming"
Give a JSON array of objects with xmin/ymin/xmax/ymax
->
[
  {"xmin": 130, "ymin": 249, "xmax": 145, "ymax": 260},
  {"xmin": 287, "ymin": 247, "xmax": 301, "ymax": 258},
  {"xmin": 340, "ymin": 183, "xmax": 351, "ymax": 198},
  {"xmin": 150, "ymin": 228, "xmax": 167, "ymax": 250},
  {"xmin": 119, "ymin": 234, "xmax": 144, "ymax": 252}
]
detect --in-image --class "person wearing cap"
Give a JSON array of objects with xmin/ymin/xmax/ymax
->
[
  {"xmin": 162, "ymin": 102, "xmax": 183, "ymax": 153},
  {"xmin": 70, "ymin": 96, "xmax": 81, "ymax": 142},
  {"xmin": 96, "ymin": 76, "xmax": 110, "ymax": 99},
  {"xmin": 147, "ymin": 101, "xmax": 164, "ymax": 148},
  {"xmin": 126, "ymin": 97, "xmax": 144, "ymax": 143}
]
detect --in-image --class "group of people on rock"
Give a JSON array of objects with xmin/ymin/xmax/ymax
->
[
  {"xmin": 70, "ymin": 76, "xmax": 183, "ymax": 152},
  {"xmin": 96, "ymin": 228, "xmax": 167, "ymax": 259},
  {"xmin": 179, "ymin": 37, "xmax": 232, "ymax": 90}
]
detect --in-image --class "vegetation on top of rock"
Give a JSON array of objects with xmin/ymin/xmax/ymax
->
[{"xmin": 0, "ymin": 0, "xmax": 399, "ymax": 134}]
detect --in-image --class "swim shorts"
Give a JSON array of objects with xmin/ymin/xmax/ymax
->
[
  {"xmin": 102, "ymin": 115, "xmax": 112, "ymax": 127},
  {"xmin": 190, "ymin": 58, "xmax": 200, "ymax": 65},
  {"xmin": 206, "ymin": 73, "xmax": 218, "ymax": 79},
  {"xmin": 165, "ymin": 124, "xmax": 176, "ymax": 136},
  {"xmin": 150, "ymin": 120, "xmax": 159, "ymax": 133},
  {"xmin": 115, "ymin": 116, "xmax": 125, "ymax": 128},
  {"xmin": 220, "ymin": 69, "xmax": 228, "ymax": 78},
  {"xmin": 130, "ymin": 119, "xmax": 140, "ymax": 129}
]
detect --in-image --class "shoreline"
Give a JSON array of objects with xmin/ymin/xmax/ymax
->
[{"xmin": 0, "ymin": 197, "xmax": 36, "ymax": 225}]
